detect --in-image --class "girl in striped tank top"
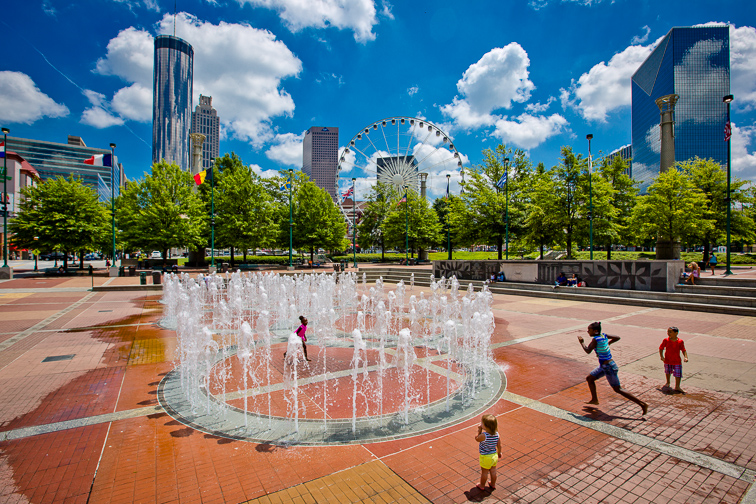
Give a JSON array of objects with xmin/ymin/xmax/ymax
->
[{"xmin": 475, "ymin": 414, "xmax": 502, "ymax": 490}]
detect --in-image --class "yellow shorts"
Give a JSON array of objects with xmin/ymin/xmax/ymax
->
[{"xmin": 479, "ymin": 453, "xmax": 498, "ymax": 469}]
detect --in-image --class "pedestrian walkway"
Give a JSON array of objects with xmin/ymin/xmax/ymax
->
[{"xmin": 0, "ymin": 274, "xmax": 754, "ymax": 503}]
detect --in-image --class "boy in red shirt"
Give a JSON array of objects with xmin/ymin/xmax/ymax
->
[{"xmin": 659, "ymin": 326, "xmax": 688, "ymax": 393}]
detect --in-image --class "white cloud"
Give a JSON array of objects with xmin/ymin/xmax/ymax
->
[
  {"xmin": 560, "ymin": 43, "xmax": 655, "ymax": 122},
  {"xmin": 110, "ymin": 0, "xmax": 160, "ymax": 11},
  {"xmin": 42, "ymin": 0, "xmax": 56, "ymax": 16},
  {"xmin": 80, "ymin": 89, "xmax": 124, "ymax": 128},
  {"xmin": 407, "ymin": 86, "xmax": 419, "ymax": 97},
  {"xmin": 92, "ymin": 13, "xmax": 302, "ymax": 146},
  {"xmin": 492, "ymin": 113, "xmax": 568, "ymax": 150},
  {"xmin": 674, "ymin": 37, "xmax": 728, "ymax": 124},
  {"xmin": 729, "ymin": 24, "xmax": 756, "ymax": 109},
  {"xmin": 111, "ymin": 83, "xmax": 152, "ymax": 121},
  {"xmin": 265, "ymin": 132, "xmax": 304, "ymax": 166},
  {"xmin": 338, "ymin": 146, "xmax": 356, "ymax": 173},
  {"xmin": 0, "ymin": 71, "xmax": 69, "ymax": 124},
  {"xmin": 249, "ymin": 163, "xmax": 281, "ymax": 179},
  {"xmin": 632, "ymin": 25, "xmax": 651, "ymax": 45},
  {"xmin": 731, "ymin": 122, "xmax": 756, "ymax": 182},
  {"xmin": 529, "ymin": 0, "xmax": 604, "ymax": 10},
  {"xmin": 525, "ymin": 96, "xmax": 555, "ymax": 114},
  {"xmin": 238, "ymin": 0, "xmax": 379, "ymax": 42}
]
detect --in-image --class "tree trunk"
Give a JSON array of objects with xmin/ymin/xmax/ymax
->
[
  {"xmin": 607, "ymin": 245, "xmax": 612, "ymax": 260},
  {"xmin": 79, "ymin": 249, "xmax": 85, "ymax": 269},
  {"xmin": 230, "ymin": 246, "xmax": 235, "ymax": 267},
  {"xmin": 243, "ymin": 249, "xmax": 247, "ymax": 264},
  {"xmin": 566, "ymin": 229, "xmax": 573, "ymax": 259},
  {"xmin": 381, "ymin": 236, "xmax": 385, "ymax": 261},
  {"xmin": 703, "ymin": 243, "xmax": 710, "ymax": 264},
  {"xmin": 310, "ymin": 247, "xmax": 314, "ymax": 267},
  {"xmin": 539, "ymin": 243, "xmax": 544, "ymax": 260},
  {"xmin": 497, "ymin": 235, "xmax": 503, "ymax": 260}
]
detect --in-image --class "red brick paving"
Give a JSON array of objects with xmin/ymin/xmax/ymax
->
[{"xmin": 0, "ymin": 276, "xmax": 753, "ymax": 503}]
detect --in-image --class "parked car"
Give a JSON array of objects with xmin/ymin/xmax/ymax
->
[
  {"xmin": 40, "ymin": 252, "xmax": 72, "ymax": 261},
  {"xmin": 83, "ymin": 253, "xmax": 102, "ymax": 260},
  {"xmin": 151, "ymin": 251, "xmax": 162, "ymax": 258}
]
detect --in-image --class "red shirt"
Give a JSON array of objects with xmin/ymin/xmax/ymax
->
[{"xmin": 660, "ymin": 337, "xmax": 686, "ymax": 365}]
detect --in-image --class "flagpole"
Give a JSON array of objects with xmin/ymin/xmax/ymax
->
[
  {"xmin": 587, "ymin": 134, "xmax": 593, "ymax": 260},
  {"xmin": 404, "ymin": 186, "xmax": 408, "ymax": 264},
  {"xmin": 211, "ymin": 162, "xmax": 215, "ymax": 269},
  {"xmin": 352, "ymin": 177, "xmax": 357, "ymax": 269},
  {"xmin": 724, "ymin": 94, "xmax": 733, "ymax": 276},
  {"xmin": 288, "ymin": 169, "xmax": 293, "ymax": 269},
  {"xmin": 504, "ymin": 157, "xmax": 509, "ymax": 260},
  {"xmin": 447, "ymin": 174, "xmax": 451, "ymax": 261},
  {"xmin": 2, "ymin": 128, "xmax": 8, "ymax": 268},
  {"xmin": 110, "ymin": 143, "xmax": 116, "ymax": 269}
]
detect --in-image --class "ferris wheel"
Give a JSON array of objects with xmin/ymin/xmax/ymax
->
[{"xmin": 336, "ymin": 116, "xmax": 464, "ymax": 219}]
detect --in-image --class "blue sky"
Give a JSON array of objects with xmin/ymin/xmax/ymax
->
[{"xmin": 2, "ymin": 0, "xmax": 755, "ymax": 200}]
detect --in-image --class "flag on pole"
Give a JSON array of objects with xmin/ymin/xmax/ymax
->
[
  {"xmin": 397, "ymin": 192, "xmax": 407, "ymax": 207},
  {"xmin": 341, "ymin": 186, "xmax": 354, "ymax": 202},
  {"xmin": 193, "ymin": 169, "xmax": 213, "ymax": 186},
  {"xmin": 83, "ymin": 154, "xmax": 113, "ymax": 167},
  {"xmin": 725, "ymin": 121, "xmax": 732, "ymax": 142},
  {"xmin": 0, "ymin": 142, "xmax": 5, "ymax": 159},
  {"xmin": 495, "ymin": 172, "xmax": 507, "ymax": 189},
  {"xmin": 279, "ymin": 181, "xmax": 291, "ymax": 191}
]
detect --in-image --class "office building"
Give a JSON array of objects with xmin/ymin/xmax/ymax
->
[
  {"xmin": 303, "ymin": 126, "xmax": 338, "ymax": 200},
  {"xmin": 4, "ymin": 135, "xmax": 123, "ymax": 202},
  {"xmin": 631, "ymin": 26, "xmax": 730, "ymax": 192},
  {"xmin": 190, "ymin": 95, "xmax": 220, "ymax": 171},
  {"xmin": 604, "ymin": 144, "xmax": 633, "ymax": 178},
  {"xmin": 152, "ymin": 35, "xmax": 194, "ymax": 171}
]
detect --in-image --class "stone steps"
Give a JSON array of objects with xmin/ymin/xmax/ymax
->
[{"xmin": 356, "ymin": 268, "xmax": 756, "ymax": 316}]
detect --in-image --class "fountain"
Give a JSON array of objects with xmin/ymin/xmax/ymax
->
[{"xmin": 158, "ymin": 270, "xmax": 503, "ymax": 445}]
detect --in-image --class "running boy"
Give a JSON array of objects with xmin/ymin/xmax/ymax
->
[
  {"xmin": 659, "ymin": 326, "xmax": 688, "ymax": 393},
  {"xmin": 578, "ymin": 322, "xmax": 648, "ymax": 416},
  {"xmin": 474, "ymin": 414, "xmax": 501, "ymax": 491}
]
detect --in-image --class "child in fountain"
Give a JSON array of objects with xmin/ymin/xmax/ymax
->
[
  {"xmin": 283, "ymin": 316, "xmax": 311, "ymax": 362},
  {"xmin": 475, "ymin": 414, "xmax": 501, "ymax": 491}
]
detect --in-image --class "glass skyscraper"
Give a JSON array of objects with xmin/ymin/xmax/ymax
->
[
  {"xmin": 152, "ymin": 35, "xmax": 194, "ymax": 171},
  {"xmin": 631, "ymin": 26, "xmax": 730, "ymax": 192}
]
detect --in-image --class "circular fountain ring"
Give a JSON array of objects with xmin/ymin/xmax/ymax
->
[{"xmin": 157, "ymin": 348, "xmax": 506, "ymax": 446}]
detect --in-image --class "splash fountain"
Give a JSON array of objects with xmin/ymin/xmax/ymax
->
[{"xmin": 158, "ymin": 270, "xmax": 504, "ymax": 445}]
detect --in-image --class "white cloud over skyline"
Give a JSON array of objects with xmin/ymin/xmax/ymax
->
[
  {"xmin": 265, "ymin": 132, "xmax": 304, "ymax": 166},
  {"xmin": 0, "ymin": 71, "xmax": 69, "ymax": 124}
]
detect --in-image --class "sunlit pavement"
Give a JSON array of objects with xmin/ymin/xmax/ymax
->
[{"xmin": 0, "ymin": 273, "xmax": 754, "ymax": 503}]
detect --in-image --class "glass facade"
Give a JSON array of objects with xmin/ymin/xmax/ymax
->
[
  {"xmin": 631, "ymin": 26, "xmax": 730, "ymax": 193},
  {"xmin": 303, "ymin": 126, "xmax": 339, "ymax": 200},
  {"xmin": 152, "ymin": 35, "xmax": 194, "ymax": 171},
  {"xmin": 5, "ymin": 136, "xmax": 121, "ymax": 202}
]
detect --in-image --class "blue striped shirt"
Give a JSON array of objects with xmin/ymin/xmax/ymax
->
[
  {"xmin": 479, "ymin": 432, "xmax": 499, "ymax": 455},
  {"xmin": 594, "ymin": 333, "xmax": 613, "ymax": 363}
]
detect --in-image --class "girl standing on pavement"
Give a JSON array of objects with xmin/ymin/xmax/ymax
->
[{"xmin": 475, "ymin": 414, "xmax": 501, "ymax": 491}]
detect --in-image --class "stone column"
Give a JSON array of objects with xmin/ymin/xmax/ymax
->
[
  {"xmin": 188, "ymin": 133, "xmax": 206, "ymax": 266},
  {"xmin": 656, "ymin": 94, "xmax": 679, "ymax": 173}
]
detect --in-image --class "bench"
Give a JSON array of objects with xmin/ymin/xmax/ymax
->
[{"xmin": 237, "ymin": 264, "xmax": 260, "ymax": 271}]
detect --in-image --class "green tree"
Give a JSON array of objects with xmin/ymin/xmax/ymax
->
[
  {"xmin": 10, "ymin": 176, "xmax": 110, "ymax": 269},
  {"xmin": 290, "ymin": 181, "xmax": 348, "ymax": 262},
  {"xmin": 455, "ymin": 145, "xmax": 524, "ymax": 259},
  {"xmin": 595, "ymin": 155, "xmax": 638, "ymax": 259},
  {"xmin": 431, "ymin": 194, "xmax": 459, "ymax": 255},
  {"xmin": 117, "ymin": 161, "xmax": 206, "ymax": 259},
  {"xmin": 630, "ymin": 168, "xmax": 713, "ymax": 255},
  {"xmin": 213, "ymin": 154, "xmax": 278, "ymax": 265},
  {"xmin": 381, "ymin": 188, "xmax": 442, "ymax": 256},
  {"xmin": 520, "ymin": 164, "xmax": 561, "ymax": 258},
  {"xmin": 551, "ymin": 147, "xmax": 587, "ymax": 259},
  {"xmin": 679, "ymin": 157, "xmax": 755, "ymax": 261},
  {"xmin": 357, "ymin": 182, "xmax": 392, "ymax": 260}
]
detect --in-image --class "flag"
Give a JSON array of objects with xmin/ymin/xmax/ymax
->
[
  {"xmin": 445, "ymin": 176, "xmax": 450, "ymax": 199},
  {"xmin": 279, "ymin": 180, "xmax": 291, "ymax": 191},
  {"xmin": 83, "ymin": 154, "xmax": 113, "ymax": 167},
  {"xmin": 341, "ymin": 186, "xmax": 354, "ymax": 202},
  {"xmin": 495, "ymin": 172, "xmax": 507, "ymax": 189},
  {"xmin": 397, "ymin": 192, "xmax": 407, "ymax": 207},
  {"xmin": 193, "ymin": 169, "xmax": 213, "ymax": 186},
  {"xmin": 725, "ymin": 121, "xmax": 732, "ymax": 142},
  {"xmin": 0, "ymin": 142, "xmax": 5, "ymax": 159}
]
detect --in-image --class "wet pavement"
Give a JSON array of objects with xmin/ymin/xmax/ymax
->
[{"xmin": 0, "ymin": 273, "xmax": 754, "ymax": 503}]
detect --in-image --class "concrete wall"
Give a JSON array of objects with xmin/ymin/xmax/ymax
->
[{"xmin": 433, "ymin": 260, "xmax": 686, "ymax": 292}]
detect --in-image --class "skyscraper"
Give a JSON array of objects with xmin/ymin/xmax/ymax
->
[
  {"xmin": 303, "ymin": 126, "xmax": 339, "ymax": 200},
  {"xmin": 631, "ymin": 26, "xmax": 730, "ymax": 192},
  {"xmin": 152, "ymin": 35, "xmax": 194, "ymax": 171},
  {"xmin": 190, "ymin": 95, "xmax": 220, "ymax": 171}
]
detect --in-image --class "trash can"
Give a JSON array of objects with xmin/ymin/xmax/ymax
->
[
  {"xmin": 333, "ymin": 264, "xmax": 340, "ymax": 272},
  {"xmin": 152, "ymin": 271, "xmax": 162, "ymax": 285},
  {"xmin": 128, "ymin": 266, "xmax": 136, "ymax": 277},
  {"xmin": 222, "ymin": 262, "xmax": 229, "ymax": 273},
  {"xmin": 118, "ymin": 266, "xmax": 125, "ymax": 277},
  {"xmin": 140, "ymin": 272, "xmax": 147, "ymax": 285}
]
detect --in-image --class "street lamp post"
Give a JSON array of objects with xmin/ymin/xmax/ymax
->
[
  {"xmin": 446, "ymin": 174, "xmax": 452, "ymax": 261},
  {"xmin": 2, "ymin": 127, "xmax": 9, "ymax": 268},
  {"xmin": 352, "ymin": 177, "xmax": 357, "ymax": 268},
  {"xmin": 110, "ymin": 142, "xmax": 116, "ymax": 270},
  {"xmin": 587, "ymin": 134, "xmax": 594, "ymax": 260},
  {"xmin": 724, "ymin": 95, "xmax": 734, "ymax": 276},
  {"xmin": 404, "ymin": 186, "xmax": 409, "ymax": 264},
  {"xmin": 504, "ymin": 157, "xmax": 509, "ymax": 260},
  {"xmin": 288, "ymin": 169, "xmax": 293, "ymax": 269},
  {"xmin": 210, "ymin": 160, "xmax": 216, "ymax": 269}
]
